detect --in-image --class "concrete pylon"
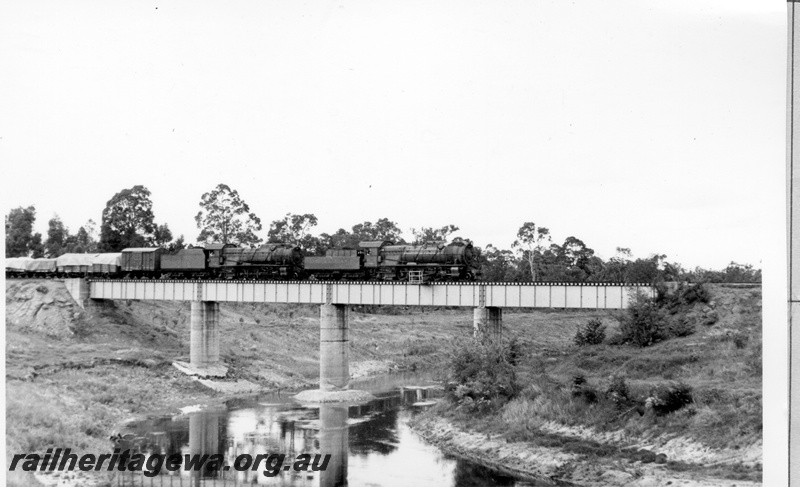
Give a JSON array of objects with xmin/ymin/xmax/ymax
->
[
  {"xmin": 320, "ymin": 304, "xmax": 349, "ymax": 391},
  {"xmin": 295, "ymin": 303, "xmax": 374, "ymax": 403},
  {"xmin": 171, "ymin": 301, "xmax": 227, "ymax": 377},
  {"xmin": 473, "ymin": 307, "xmax": 502, "ymax": 342},
  {"xmin": 190, "ymin": 301, "xmax": 220, "ymax": 367}
]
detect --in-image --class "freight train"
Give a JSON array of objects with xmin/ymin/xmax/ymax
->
[{"xmin": 5, "ymin": 240, "xmax": 480, "ymax": 283}]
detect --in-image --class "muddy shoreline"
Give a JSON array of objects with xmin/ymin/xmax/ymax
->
[{"xmin": 409, "ymin": 415, "xmax": 761, "ymax": 487}]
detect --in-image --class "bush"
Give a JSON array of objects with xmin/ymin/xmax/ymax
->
[
  {"xmin": 668, "ymin": 318, "xmax": 695, "ymax": 338},
  {"xmin": 606, "ymin": 333, "xmax": 626, "ymax": 346},
  {"xmin": 571, "ymin": 374, "xmax": 598, "ymax": 404},
  {"xmin": 574, "ymin": 318, "xmax": 607, "ymax": 346},
  {"xmin": 618, "ymin": 291, "xmax": 666, "ymax": 347},
  {"xmin": 681, "ymin": 283, "xmax": 710, "ymax": 305},
  {"xmin": 647, "ymin": 383, "xmax": 693, "ymax": 416},
  {"xmin": 605, "ymin": 374, "xmax": 633, "ymax": 410},
  {"xmin": 504, "ymin": 337, "xmax": 524, "ymax": 366},
  {"xmin": 656, "ymin": 282, "xmax": 711, "ymax": 310},
  {"xmin": 447, "ymin": 339, "xmax": 520, "ymax": 413}
]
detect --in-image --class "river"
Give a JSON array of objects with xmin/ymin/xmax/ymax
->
[{"xmin": 116, "ymin": 372, "xmax": 552, "ymax": 486}]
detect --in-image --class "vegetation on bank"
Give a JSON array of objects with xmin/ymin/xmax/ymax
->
[{"xmin": 433, "ymin": 283, "xmax": 761, "ymax": 481}]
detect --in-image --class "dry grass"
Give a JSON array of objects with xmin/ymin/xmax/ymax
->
[{"xmin": 431, "ymin": 284, "xmax": 762, "ymax": 472}]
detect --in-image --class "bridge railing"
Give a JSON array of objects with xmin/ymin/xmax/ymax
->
[{"xmin": 87, "ymin": 280, "xmax": 655, "ymax": 309}]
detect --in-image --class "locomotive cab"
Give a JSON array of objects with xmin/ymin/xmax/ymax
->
[
  {"xmin": 203, "ymin": 243, "xmax": 236, "ymax": 268},
  {"xmin": 358, "ymin": 241, "xmax": 393, "ymax": 268}
]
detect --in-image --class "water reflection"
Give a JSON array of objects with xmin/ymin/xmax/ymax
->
[
  {"xmin": 117, "ymin": 379, "xmax": 548, "ymax": 487},
  {"xmin": 319, "ymin": 405, "xmax": 347, "ymax": 487}
]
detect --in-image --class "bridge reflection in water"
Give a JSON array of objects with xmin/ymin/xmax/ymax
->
[{"xmin": 115, "ymin": 387, "xmax": 453, "ymax": 487}]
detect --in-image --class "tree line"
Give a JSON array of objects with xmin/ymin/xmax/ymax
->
[{"xmin": 5, "ymin": 184, "xmax": 761, "ymax": 284}]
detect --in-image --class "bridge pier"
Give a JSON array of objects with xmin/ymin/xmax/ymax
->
[
  {"xmin": 474, "ymin": 306, "xmax": 502, "ymax": 342},
  {"xmin": 174, "ymin": 301, "xmax": 227, "ymax": 377},
  {"xmin": 320, "ymin": 304, "xmax": 349, "ymax": 391},
  {"xmin": 295, "ymin": 304, "xmax": 375, "ymax": 403},
  {"xmin": 190, "ymin": 301, "xmax": 220, "ymax": 368}
]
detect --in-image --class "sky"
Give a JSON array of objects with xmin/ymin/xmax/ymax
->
[{"xmin": 0, "ymin": 0, "xmax": 787, "ymax": 270}]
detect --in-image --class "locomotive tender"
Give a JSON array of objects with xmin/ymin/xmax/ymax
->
[{"xmin": 6, "ymin": 240, "xmax": 480, "ymax": 283}]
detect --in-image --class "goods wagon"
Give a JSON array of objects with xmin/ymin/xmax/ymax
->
[
  {"xmin": 121, "ymin": 248, "xmax": 165, "ymax": 277},
  {"xmin": 91, "ymin": 253, "xmax": 122, "ymax": 276},
  {"xmin": 56, "ymin": 253, "xmax": 97, "ymax": 277},
  {"xmin": 5, "ymin": 257, "xmax": 33, "ymax": 278},
  {"xmin": 26, "ymin": 258, "xmax": 57, "ymax": 277}
]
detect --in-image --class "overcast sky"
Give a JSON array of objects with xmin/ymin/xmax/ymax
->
[{"xmin": 0, "ymin": 0, "xmax": 786, "ymax": 269}]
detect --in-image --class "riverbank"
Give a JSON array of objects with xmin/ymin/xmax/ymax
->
[
  {"xmin": 409, "ymin": 283, "xmax": 762, "ymax": 486},
  {"xmin": 411, "ymin": 415, "xmax": 760, "ymax": 487}
]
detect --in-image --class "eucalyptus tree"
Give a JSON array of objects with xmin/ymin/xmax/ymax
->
[
  {"xmin": 195, "ymin": 184, "xmax": 263, "ymax": 247},
  {"xmin": 99, "ymin": 185, "xmax": 158, "ymax": 251}
]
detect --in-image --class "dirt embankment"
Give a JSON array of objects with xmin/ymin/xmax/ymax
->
[
  {"xmin": 6, "ymin": 280, "xmax": 83, "ymax": 337},
  {"xmin": 6, "ymin": 280, "xmax": 435, "ymax": 388}
]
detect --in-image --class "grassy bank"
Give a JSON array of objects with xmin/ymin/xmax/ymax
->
[{"xmin": 416, "ymin": 283, "xmax": 762, "ymax": 485}]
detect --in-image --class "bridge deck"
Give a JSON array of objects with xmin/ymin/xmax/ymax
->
[{"xmin": 88, "ymin": 280, "xmax": 654, "ymax": 309}]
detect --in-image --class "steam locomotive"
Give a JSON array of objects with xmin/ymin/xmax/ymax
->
[{"xmin": 5, "ymin": 240, "xmax": 480, "ymax": 283}]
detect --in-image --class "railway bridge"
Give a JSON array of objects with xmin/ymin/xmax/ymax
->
[{"xmin": 64, "ymin": 279, "xmax": 654, "ymax": 392}]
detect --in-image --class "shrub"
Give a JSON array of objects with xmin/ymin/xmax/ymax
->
[
  {"xmin": 571, "ymin": 374, "xmax": 598, "ymax": 404},
  {"xmin": 605, "ymin": 374, "xmax": 633, "ymax": 410},
  {"xmin": 681, "ymin": 283, "xmax": 710, "ymax": 305},
  {"xmin": 618, "ymin": 291, "xmax": 666, "ymax": 347},
  {"xmin": 646, "ymin": 382, "xmax": 693, "ymax": 416},
  {"xmin": 447, "ymin": 339, "xmax": 520, "ymax": 413},
  {"xmin": 504, "ymin": 337, "xmax": 524, "ymax": 365},
  {"xmin": 656, "ymin": 282, "xmax": 711, "ymax": 310},
  {"xmin": 667, "ymin": 318, "xmax": 695, "ymax": 338},
  {"xmin": 574, "ymin": 318, "xmax": 607, "ymax": 346},
  {"xmin": 606, "ymin": 333, "xmax": 626, "ymax": 346}
]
